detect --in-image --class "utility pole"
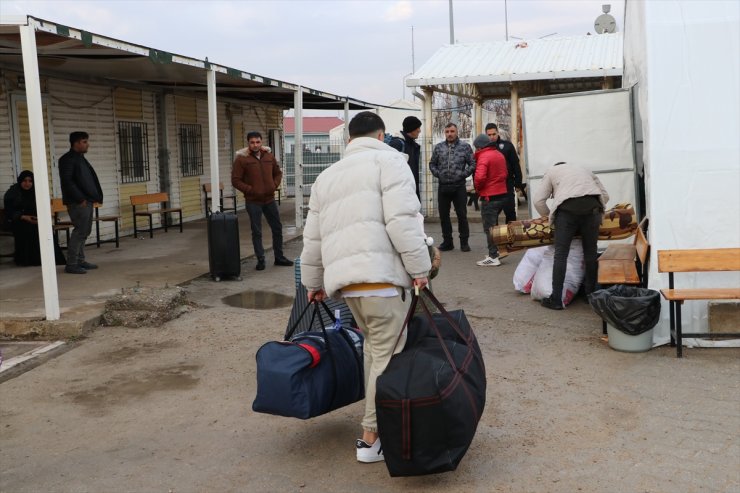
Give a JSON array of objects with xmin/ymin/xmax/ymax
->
[
  {"xmin": 505, "ymin": 0, "xmax": 509, "ymax": 41},
  {"xmin": 449, "ymin": 0, "xmax": 458, "ymax": 127}
]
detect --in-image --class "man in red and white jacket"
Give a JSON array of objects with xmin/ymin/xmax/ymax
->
[{"xmin": 472, "ymin": 134, "xmax": 509, "ymax": 267}]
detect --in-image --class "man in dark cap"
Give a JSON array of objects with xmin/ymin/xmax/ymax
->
[{"xmin": 388, "ymin": 115, "xmax": 422, "ymax": 199}]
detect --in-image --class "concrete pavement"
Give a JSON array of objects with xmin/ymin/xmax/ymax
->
[{"xmin": 1, "ymin": 199, "xmax": 738, "ymax": 492}]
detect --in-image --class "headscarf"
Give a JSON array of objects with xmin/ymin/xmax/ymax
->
[{"xmin": 17, "ymin": 170, "xmax": 34, "ymax": 186}]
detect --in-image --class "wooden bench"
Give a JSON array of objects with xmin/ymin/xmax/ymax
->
[
  {"xmin": 203, "ymin": 182, "xmax": 237, "ymax": 216},
  {"xmin": 597, "ymin": 218, "xmax": 650, "ymax": 334},
  {"xmin": 93, "ymin": 202, "xmax": 120, "ymax": 248},
  {"xmin": 657, "ymin": 248, "xmax": 740, "ymax": 358},
  {"xmin": 51, "ymin": 198, "xmax": 72, "ymax": 246},
  {"xmin": 130, "ymin": 192, "xmax": 182, "ymax": 239}
]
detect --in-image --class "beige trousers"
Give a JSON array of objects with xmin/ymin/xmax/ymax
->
[{"xmin": 344, "ymin": 290, "xmax": 410, "ymax": 433}]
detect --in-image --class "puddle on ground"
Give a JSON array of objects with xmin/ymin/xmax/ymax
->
[
  {"xmin": 222, "ymin": 290, "xmax": 293, "ymax": 310},
  {"xmin": 87, "ymin": 340, "xmax": 181, "ymax": 365}
]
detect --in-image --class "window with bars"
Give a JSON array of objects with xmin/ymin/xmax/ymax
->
[
  {"xmin": 179, "ymin": 123, "xmax": 203, "ymax": 177},
  {"xmin": 117, "ymin": 121, "xmax": 150, "ymax": 183}
]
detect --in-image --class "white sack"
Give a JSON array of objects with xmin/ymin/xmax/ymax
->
[
  {"xmin": 513, "ymin": 246, "xmax": 548, "ymax": 293},
  {"xmin": 530, "ymin": 242, "xmax": 585, "ymax": 305}
]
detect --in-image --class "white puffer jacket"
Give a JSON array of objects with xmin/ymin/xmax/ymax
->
[{"xmin": 301, "ymin": 137, "xmax": 431, "ymax": 298}]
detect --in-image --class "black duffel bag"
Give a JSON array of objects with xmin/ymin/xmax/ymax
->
[
  {"xmin": 376, "ymin": 289, "xmax": 486, "ymax": 477},
  {"xmin": 252, "ymin": 301, "xmax": 364, "ymax": 419}
]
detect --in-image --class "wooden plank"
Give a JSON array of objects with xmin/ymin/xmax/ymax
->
[
  {"xmin": 635, "ymin": 227, "xmax": 649, "ymax": 264},
  {"xmin": 599, "ymin": 244, "xmax": 636, "ymax": 261},
  {"xmin": 658, "ymin": 248, "xmax": 740, "ymax": 272},
  {"xmin": 130, "ymin": 192, "xmax": 169, "ymax": 206},
  {"xmin": 660, "ymin": 288, "xmax": 740, "ymax": 301},
  {"xmin": 598, "ymin": 260, "xmax": 640, "ymax": 285}
]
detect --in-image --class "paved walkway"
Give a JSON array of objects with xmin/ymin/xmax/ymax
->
[{"xmin": 1, "ymin": 199, "xmax": 738, "ymax": 492}]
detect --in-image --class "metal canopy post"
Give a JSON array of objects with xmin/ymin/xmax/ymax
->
[
  {"xmin": 294, "ymin": 87, "xmax": 304, "ymax": 229},
  {"xmin": 422, "ymin": 87, "xmax": 435, "ymax": 216},
  {"xmin": 207, "ymin": 64, "xmax": 220, "ymax": 214},
  {"xmin": 343, "ymin": 98, "xmax": 350, "ymax": 144},
  {"xmin": 20, "ymin": 20, "xmax": 60, "ymax": 320}
]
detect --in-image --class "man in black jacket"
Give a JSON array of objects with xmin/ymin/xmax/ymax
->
[
  {"xmin": 486, "ymin": 123, "xmax": 522, "ymax": 223},
  {"xmin": 59, "ymin": 131, "xmax": 103, "ymax": 274},
  {"xmin": 388, "ymin": 116, "xmax": 422, "ymax": 199}
]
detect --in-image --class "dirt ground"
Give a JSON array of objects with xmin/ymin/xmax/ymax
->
[{"xmin": 1, "ymin": 224, "xmax": 738, "ymax": 493}]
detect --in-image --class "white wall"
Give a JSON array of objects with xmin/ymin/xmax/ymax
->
[{"xmin": 625, "ymin": 0, "xmax": 740, "ymax": 343}]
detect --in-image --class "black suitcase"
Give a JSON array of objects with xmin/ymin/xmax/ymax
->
[
  {"xmin": 207, "ymin": 211, "xmax": 241, "ymax": 281},
  {"xmin": 376, "ymin": 290, "xmax": 486, "ymax": 477}
]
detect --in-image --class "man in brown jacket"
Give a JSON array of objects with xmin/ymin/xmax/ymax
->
[{"xmin": 232, "ymin": 131, "xmax": 293, "ymax": 271}]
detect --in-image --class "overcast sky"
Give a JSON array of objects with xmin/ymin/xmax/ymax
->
[{"xmin": 3, "ymin": 0, "xmax": 625, "ymax": 106}]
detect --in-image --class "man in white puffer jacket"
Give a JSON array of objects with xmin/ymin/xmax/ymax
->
[{"xmin": 301, "ymin": 111, "xmax": 431, "ymax": 464}]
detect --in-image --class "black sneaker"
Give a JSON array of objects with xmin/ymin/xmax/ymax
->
[
  {"xmin": 64, "ymin": 265, "xmax": 87, "ymax": 274},
  {"xmin": 541, "ymin": 297, "xmax": 563, "ymax": 310},
  {"xmin": 460, "ymin": 243, "xmax": 471, "ymax": 252},
  {"xmin": 274, "ymin": 256, "xmax": 294, "ymax": 267},
  {"xmin": 80, "ymin": 261, "xmax": 98, "ymax": 270},
  {"xmin": 438, "ymin": 242, "xmax": 454, "ymax": 252},
  {"xmin": 255, "ymin": 259, "xmax": 266, "ymax": 271}
]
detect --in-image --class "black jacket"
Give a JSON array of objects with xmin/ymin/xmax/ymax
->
[
  {"xmin": 59, "ymin": 150, "xmax": 103, "ymax": 205},
  {"xmin": 389, "ymin": 132, "xmax": 421, "ymax": 197},
  {"xmin": 493, "ymin": 138, "xmax": 522, "ymax": 191}
]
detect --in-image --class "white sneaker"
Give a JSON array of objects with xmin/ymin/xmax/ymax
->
[
  {"xmin": 476, "ymin": 256, "xmax": 501, "ymax": 267},
  {"xmin": 356, "ymin": 438, "xmax": 384, "ymax": 463}
]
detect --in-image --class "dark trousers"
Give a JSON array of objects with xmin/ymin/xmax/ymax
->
[
  {"xmin": 246, "ymin": 201, "xmax": 284, "ymax": 261},
  {"xmin": 66, "ymin": 201, "xmax": 93, "ymax": 267},
  {"xmin": 503, "ymin": 191, "xmax": 517, "ymax": 223},
  {"xmin": 480, "ymin": 196, "xmax": 508, "ymax": 258},
  {"xmin": 438, "ymin": 184, "xmax": 469, "ymax": 245},
  {"xmin": 551, "ymin": 210, "xmax": 601, "ymax": 303}
]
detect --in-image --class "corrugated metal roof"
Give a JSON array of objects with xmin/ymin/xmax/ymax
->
[{"xmin": 408, "ymin": 32, "xmax": 623, "ymax": 86}]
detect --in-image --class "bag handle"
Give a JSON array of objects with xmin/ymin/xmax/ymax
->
[
  {"xmin": 394, "ymin": 288, "xmax": 481, "ymax": 371},
  {"xmin": 284, "ymin": 299, "xmax": 336, "ymax": 340}
]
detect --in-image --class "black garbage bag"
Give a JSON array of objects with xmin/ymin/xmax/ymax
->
[{"xmin": 588, "ymin": 285, "xmax": 661, "ymax": 335}]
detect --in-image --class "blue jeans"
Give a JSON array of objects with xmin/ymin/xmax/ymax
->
[
  {"xmin": 245, "ymin": 201, "xmax": 284, "ymax": 261},
  {"xmin": 66, "ymin": 201, "xmax": 93, "ymax": 267},
  {"xmin": 480, "ymin": 195, "xmax": 508, "ymax": 258},
  {"xmin": 551, "ymin": 210, "xmax": 601, "ymax": 303}
]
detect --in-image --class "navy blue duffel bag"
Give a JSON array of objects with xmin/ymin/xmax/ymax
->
[{"xmin": 252, "ymin": 301, "xmax": 364, "ymax": 419}]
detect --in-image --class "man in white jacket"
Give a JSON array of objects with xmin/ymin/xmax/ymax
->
[{"xmin": 301, "ymin": 111, "xmax": 431, "ymax": 463}]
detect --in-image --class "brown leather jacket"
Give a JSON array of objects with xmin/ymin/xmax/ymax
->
[{"xmin": 231, "ymin": 147, "xmax": 283, "ymax": 205}]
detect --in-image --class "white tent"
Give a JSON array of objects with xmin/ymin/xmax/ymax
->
[{"xmin": 624, "ymin": 0, "xmax": 740, "ymax": 345}]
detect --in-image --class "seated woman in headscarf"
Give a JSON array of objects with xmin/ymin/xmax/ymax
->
[{"xmin": 3, "ymin": 170, "xmax": 65, "ymax": 266}]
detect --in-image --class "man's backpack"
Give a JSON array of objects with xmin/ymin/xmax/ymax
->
[{"xmin": 384, "ymin": 133, "xmax": 406, "ymax": 154}]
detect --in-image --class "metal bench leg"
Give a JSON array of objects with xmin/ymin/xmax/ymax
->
[
  {"xmin": 114, "ymin": 219, "xmax": 119, "ymax": 248},
  {"xmin": 149, "ymin": 215, "xmax": 153, "ymax": 239},
  {"xmin": 668, "ymin": 300, "xmax": 676, "ymax": 347},
  {"xmin": 676, "ymin": 301, "xmax": 683, "ymax": 358},
  {"xmin": 178, "ymin": 211, "xmax": 183, "ymax": 233},
  {"xmin": 164, "ymin": 213, "xmax": 169, "ymax": 233},
  {"xmin": 133, "ymin": 208, "xmax": 138, "ymax": 238},
  {"xmin": 95, "ymin": 219, "xmax": 101, "ymax": 248}
]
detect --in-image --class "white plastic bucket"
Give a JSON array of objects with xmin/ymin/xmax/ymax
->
[{"xmin": 606, "ymin": 324, "xmax": 653, "ymax": 353}]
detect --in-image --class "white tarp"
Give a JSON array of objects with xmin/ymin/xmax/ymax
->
[
  {"xmin": 521, "ymin": 89, "xmax": 637, "ymax": 220},
  {"xmin": 625, "ymin": 0, "xmax": 740, "ymax": 345}
]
